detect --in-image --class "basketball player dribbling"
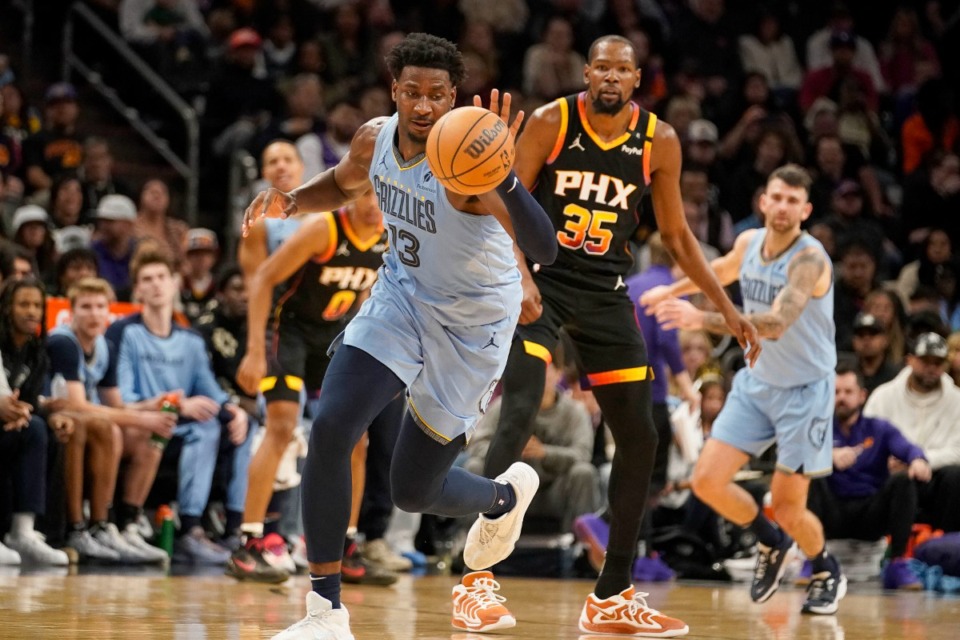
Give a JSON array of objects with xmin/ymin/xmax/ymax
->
[
  {"xmin": 643, "ymin": 164, "xmax": 847, "ymax": 616},
  {"xmin": 244, "ymin": 33, "xmax": 557, "ymax": 640},
  {"xmin": 478, "ymin": 34, "xmax": 759, "ymax": 636}
]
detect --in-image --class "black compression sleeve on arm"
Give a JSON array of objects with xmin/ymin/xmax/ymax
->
[{"xmin": 494, "ymin": 170, "xmax": 558, "ymax": 265}]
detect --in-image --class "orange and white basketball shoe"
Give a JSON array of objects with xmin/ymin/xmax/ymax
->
[
  {"xmin": 579, "ymin": 587, "xmax": 689, "ymax": 637},
  {"xmin": 451, "ymin": 571, "xmax": 517, "ymax": 632}
]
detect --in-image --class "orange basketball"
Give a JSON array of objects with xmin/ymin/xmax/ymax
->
[{"xmin": 426, "ymin": 106, "xmax": 515, "ymax": 196}]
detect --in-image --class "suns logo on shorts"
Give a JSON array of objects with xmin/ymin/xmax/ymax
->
[{"xmin": 808, "ymin": 417, "xmax": 830, "ymax": 449}]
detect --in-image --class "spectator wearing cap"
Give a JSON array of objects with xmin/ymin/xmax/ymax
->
[
  {"xmin": 10, "ymin": 204, "xmax": 56, "ymax": 280},
  {"xmin": 851, "ymin": 312, "xmax": 902, "ymax": 394},
  {"xmin": 864, "ymin": 332, "xmax": 960, "ymax": 533},
  {"xmin": 91, "ymin": 194, "xmax": 138, "ymax": 300},
  {"xmin": 203, "ymin": 27, "xmax": 280, "ymax": 168},
  {"xmin": 805, "ymin": 4, "xmax": 885, "ymax": 93},
  {"xmin": 21, "ymin": 82, "xmax": 83, "ymax": 196},
  {"xmin": 799, "ymin": 29, "xmax": 879, "ymax": 115},
  {"xmin": 180, "ymin": 228, "xmax": 219, "ymax": 325},
  {"xmin": 133, "ymin": 179, "xmax": 188, "ymax": 270},
  {"xmin": 807, "ymin": 362, "xmax": 927, "ymax": 590}
]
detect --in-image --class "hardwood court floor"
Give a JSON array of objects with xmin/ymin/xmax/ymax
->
[{"xmin": 0, "ymin": 568, "xmax": 957, "ymax": 639}]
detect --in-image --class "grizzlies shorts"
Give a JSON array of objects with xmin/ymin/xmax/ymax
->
[
  {"xmin": 342, "ymin": 278, "xmax": 518, "ymax": 443},
  {"xmin": 711, "ymin": 368, "xmax": 835, "ymax": 477}
]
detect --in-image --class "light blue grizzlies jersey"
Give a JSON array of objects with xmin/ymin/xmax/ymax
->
[
  {"xmin": 369, "ymin": 113, "xmax": 521, "ymax": 326},
  {"xmin": 264, "ymin": 215, "xmax": 313, "ymax": 254},
  {"xmin": 741, "ymin": 229, "xmax": 836, "ymax": 388}
]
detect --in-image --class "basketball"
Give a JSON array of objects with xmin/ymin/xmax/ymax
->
[{"xmin": 426, "ymin": 106, "xmax": 515, "ymax": 196}]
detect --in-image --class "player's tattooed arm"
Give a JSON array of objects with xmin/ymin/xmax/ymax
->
[{"xmin": 704, "ymin": 248, "xmax": 828, "ymax": 339}]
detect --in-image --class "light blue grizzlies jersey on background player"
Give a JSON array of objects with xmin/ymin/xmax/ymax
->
[
  {"xmin": 340, "ymin": 113, "xmax": 521, "ymax": 442},
  {"xmin": 709, "ymin": 229, "xmax": 836, "ymax": 476},
  {"xmin": 368, "ymin": 113, "xmax": 521, "ymax": 327},
  {"xmin": 741, "ymin": 229, "xmax": 836, "ymax": 387},
  {"xmin": 264, "ymin": 215, "xmax": 315, "ymax": 254}
]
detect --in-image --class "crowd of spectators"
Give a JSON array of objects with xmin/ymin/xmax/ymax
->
[{"xmin": 0, "ymin": 0, "xmax": 959, "ymax": 587}]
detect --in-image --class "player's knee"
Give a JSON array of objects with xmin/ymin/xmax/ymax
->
[
  {"xmin": 263, "ymin": 419, "xmax": 297, "ymax": 451},
  {"xmin": 771, "ymin": 502, "xmax": 804, "ymax": 532},
  {"xmin": 690, "ymin": 466, "xmax": 717, "ymax": 501},
  {"xmin": 390, "ymin": 479, "xmax": 434, "ymax": 513}
]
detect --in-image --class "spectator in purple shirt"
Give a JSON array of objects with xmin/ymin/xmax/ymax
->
[
  {"xmin": 806, "ymin": 362, "xmax": 930, "ymax": 590},
  {"xmin": 625, "ymin": 232, "xmax": 700, "ymax": 493}
]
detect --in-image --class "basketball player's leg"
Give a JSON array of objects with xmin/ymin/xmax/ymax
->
[
  {"xmin": 301, "ymin": 345, "xmax": 406, "ymax": 593},
  {"xmin": 573, "ymin": 311, "xmax": 689, "ymax": 636},
  {"xmin": 771, "ymin": 375, "xmax": 845, "ymax": 614},
  {"xmin": 228, "ymin": 322, "xmax": 306, "ymax": 582}
]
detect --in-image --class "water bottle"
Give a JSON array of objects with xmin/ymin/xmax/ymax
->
[
  {"xmin": 50, "ymin": 373, "xmax": 68, "ymax": 399},
  {"xmin": 150, "ymin": 392, "xmax": 180, "ymax": 450},
  {"xmin": 155, "ymin": 504, "xmax": 175, "ymax": 557}
]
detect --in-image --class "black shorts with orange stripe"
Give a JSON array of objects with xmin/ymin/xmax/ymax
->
[
  {"xmin": 515, "ymin": 272, "xmax": 650, "ymax": 387},
  {"xmin": 263, "ymin": 315, "xmax": 344, "ymax": 403}
]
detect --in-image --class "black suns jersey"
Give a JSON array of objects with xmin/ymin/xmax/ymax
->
[
  {"xmin": 533, "ymin": 92, "xmax": 657, "ymax": 288},
  {"xmin": 276, "ymin": 208, "xmax": 387, "ymax": 325}
]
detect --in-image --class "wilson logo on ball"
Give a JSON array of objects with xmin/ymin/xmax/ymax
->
[{"xmin": 464, "ymin": 119, "xmax": 506, "ymax": 159}]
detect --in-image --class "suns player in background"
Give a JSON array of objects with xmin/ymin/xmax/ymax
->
[
  {"xmin": 478, "ymin": 34, "xmax": 759, "ymax": 636},
  {"xmin": 644, "ymin": 165, "xmax": 846, "ymax": 616},
  {"xmin": 245, "ymin": 32, "xmax": 557, "ymax": 640},
  {"xmin": 231, "ymin": 186, "xmax": 404, "ymax": 586},
  {"xmin": 232, "ymin": 142, "xmax": 400, "ymax": 585}
]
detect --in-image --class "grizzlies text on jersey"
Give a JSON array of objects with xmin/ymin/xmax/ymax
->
[{"xmin": 369, "ymin": 113, "xmax": 521, "ymax": 326}]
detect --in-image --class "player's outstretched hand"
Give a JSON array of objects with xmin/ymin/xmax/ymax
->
[
  {"xmin": 639, "ymin": 285, "xmax": 672, "ymax": 313},
  {"xmin": 726, "ymin": 312, "xmax": 762, "ymax": 367},
  {"xmin": 473, "ymin": 89, "xmax": 524, "ymax": 140},
  {"xmin": 241, "ymin": 188, "xmax": 298, "ymax": 237},
  {"xmin": 653, "ymin": 297, "xmax": 703, "ymax": 330}
]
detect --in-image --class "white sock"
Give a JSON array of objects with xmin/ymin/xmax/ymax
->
[
  {"xmin": 240, "ymin": 522, "xmax": 264, "ymax": 538},
  {"xmin": 11, "ymin": 513, "xmax": 35, "ymax": 538}
]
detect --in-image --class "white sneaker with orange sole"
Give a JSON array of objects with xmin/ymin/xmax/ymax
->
[
  {"xmin": 451, "ymin": 571, "xmax": 516, "ymax": 632},
  {"xmin": 579, "ymin": 586, "xmax": 689, "ymax": 637}
]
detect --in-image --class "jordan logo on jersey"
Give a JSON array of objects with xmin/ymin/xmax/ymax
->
[
  {"xmin": 481, "ymin": 334, "xmax": 499, "ymax": 349},
  {"xmin": 336, "ymin": 242, "xmax": 350, "ymax": 257},
  {"xmin": 568, "ymin": 133, "xmax": 586, "ymax": 151},
  {"xmin": 553, "ymin": 170, "xmax": 638, "ymax": 210}
]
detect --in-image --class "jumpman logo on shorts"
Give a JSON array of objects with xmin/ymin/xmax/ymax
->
[
  {"xmin": 481, "ymin": 335, "xmax": 499, "ymax": 349},
  {"xmin": 568, "ymin": 133, "xmax": 586, "ymax": 152}
]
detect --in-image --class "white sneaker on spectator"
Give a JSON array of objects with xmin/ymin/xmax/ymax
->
[
  {"xmin": 291, "ymin": 536, "xmax": 308, "ymax": 573},
  {"xmin": 66, "ymin": 529, "xmax": 121, "ymax": 563},
  {"xmin": 0, "ymin": 539, "xmax": 22, "ymax": 565},
  {"xmin": 272, "ymin": 593, "xmax": 354, "ymax": 640},
  {"xmin": 93, "ymin": 523, "xmax": 154, "ymax": 563},
  {"xmin": 4, "ymin": 531, "xmax": 69, "ymax": 566},
  {"xmin": 121, "ymin": 523, "xmax": 169, "ymax": 563},
  {"xmin": 364, "ymin": 538, "xmax": 413, "ymax": 572},
  {"xmin": 463, "ymin": 462, "xmax": 540, "ymax": 570},
  {"xmin": 263, "ymin": 533, "xmax": 298, "ymax": 575},
  {"xmin": 174, "ymin": 526, "xmax": 231, "ymax": 565}
]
